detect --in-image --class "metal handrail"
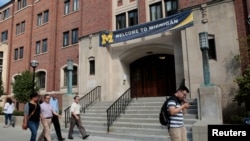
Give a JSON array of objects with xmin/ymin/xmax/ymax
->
[
  {"xmin": 106, "ymin": 88, "xmax": 132, "ymax": 132},
  {"xmin": 64, "ymin": 86, "xmax": 101, "ymax": 128}
]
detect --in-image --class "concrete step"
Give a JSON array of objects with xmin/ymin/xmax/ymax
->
[{"xmin": 66, "ymin": 97, "xmax": 198, "ymax": 141}]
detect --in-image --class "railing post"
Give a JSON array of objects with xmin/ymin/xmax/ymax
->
[{"xmin": 64, "ymin": 86, "xmax": 101, "ymax": 129}]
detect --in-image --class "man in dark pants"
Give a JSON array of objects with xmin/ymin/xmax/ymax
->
[
  {"xmin": 68, "ymin": 96, "xmax": 89, "ymax": 140},
  {"xmin": 50, "ymin": 94, "xmax": 65, "ymax": 141}
]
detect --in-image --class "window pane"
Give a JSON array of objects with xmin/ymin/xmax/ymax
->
[
  {"xmin": 63, "ymin": 31, "xmax": 69, "ymax": 46},
  {"xmin": 21, "ymin": 21, "xmax": 25, "ymax": 33},
  {"xmin": 64, "ymin": 1, "xmax": 70, "ymax": 15},
  {"xmin": 14, "ymin": 48, "xmax": 18, "ymax": 60},
  {"xmin": 208, "ymin": 34, "xmax": 217, "ymax": 60},
  {"xmin": 1, "ymin": 31, "xmax": 8, "ymax": 42},
  {"xmin": 73, "ymin": 0, "xmax": 79, "ymax": 11},
  {"xmin": 72, "ymin": 66, "xmax": 78, "ymax": 85},
  {"xmin": 116, "ymin": 13, "xmax": 126, "ymax": 30},
  {"xmin": 36, "ymin": 41, "xmax": 40, "ymax": 54},
  {"xmin": 128, "ymin": 9, "xmax": 138, "ymax": 27},
  {"xmin": 23, "ymin": 0, "xmax": 27, "ymax": 8},
  {"xmin": 0, "ymin": 52, "xmax": 3, "ymax": 58},
  {"xmin": 16, "ymin": 23, "xmax": 20, "ymax": 35},
  {"xmin": 19, "ymin": 47, "xmax": 24, "ymax": 59},
  {"xmin": 38, "ymin": 72, "xmax": 46, "ymax": 89},
  {"xmin": 44, "ymin": 10, "xmax": 49, "ymax": 23},
  {"xmin": 42, "ymin": 39, "xmax": 47, "ymax": 52},
  {"xmin": 90, "ymin": 60, "xmax": 95, "ymax": 75},
  {"xmin": 165, "ymin": 0, "xmax": 178, "ymax": 16},
  {"xmin": 72, "ymin": 28, "xmax": 78, "ymax": 44},
  {"xmin": 37, "ymin": 13, "xmax": 42, "ymax": 26},
  {"xmin": 150, "ymin": 2, "xmax": 162, "ymax": 21},
  {"xmin": 3, "ymin": 8, "xmax": 10, "ymax": 20},
  {"xmin": 18, "ymin": 0, "xmax": 21, "ymax": 10}
]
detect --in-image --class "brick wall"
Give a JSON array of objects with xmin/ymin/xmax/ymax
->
[{"xmin": 233, "ymin": 0, "xmax": 250, "ymax": 72}]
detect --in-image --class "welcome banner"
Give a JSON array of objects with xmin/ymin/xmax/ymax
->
[{"xmin": 100, "ymin": 10, "xmax": 194, "ymax": 47}]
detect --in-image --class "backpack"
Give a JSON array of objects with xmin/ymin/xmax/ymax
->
[{"xmin": 159, "ymin": 98, "xmax": 170, "ymax": 126}]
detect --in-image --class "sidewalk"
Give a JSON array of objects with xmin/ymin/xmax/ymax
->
[{"xmin": 0, "ymin": 125, "xmax": 133, "ymax": 141}]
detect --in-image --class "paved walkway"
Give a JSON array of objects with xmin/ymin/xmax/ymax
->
[{"xmin": 0, "ymin": 125, "xmax": 133, "ymax": 141}]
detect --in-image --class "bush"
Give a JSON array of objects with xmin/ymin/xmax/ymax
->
[
  {"xmin": 230, "ymin": 110, "xmax": 250, "ymax": 124},
  {"xmin": 234, "ymin": 66, "xmax": 250, "ymax": 111}
]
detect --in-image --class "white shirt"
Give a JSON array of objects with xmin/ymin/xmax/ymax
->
[
  {"xmin": 3, "ymin": 103, "xmax": 15, "ymax": 114},
  {"xmin": 70, "ymin": 102, "xmax": 80, "ymax": 115}
]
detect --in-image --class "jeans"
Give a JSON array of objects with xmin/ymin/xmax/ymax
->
[
  {"xmin": 28, "ymin": 120, "xmax": 40, "ymax": 141},
  {"xmin": 4, "ymin": 114, "xmax": 12, "ymax": 125}
]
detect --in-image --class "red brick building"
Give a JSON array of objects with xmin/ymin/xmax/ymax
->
[{"xmin": 0, "ymin": 0, "xmax": 112, "ymax": 96}]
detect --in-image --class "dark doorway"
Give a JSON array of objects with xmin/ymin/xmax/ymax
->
[{"xmin": 130, "ymin": 54, "xmax": 176, "ymax": 98}]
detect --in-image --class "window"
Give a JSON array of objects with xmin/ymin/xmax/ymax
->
[
  {"xmin": 16, "ymin": 23, "xmax": 20, "ymax": 34},
  {"xmin": 37, "ymin": 10, "xmax": 49, "ymax": 26},
  {"xmin": 42, "ymin": 39, "xmax": 47, "ymax": 53},
  {"xmin": 17, "ymin": 0, "xmax": 27, "ymax": 10},
  {"xmin": 37, "ymin": 13, "xmax": 42, "ymax": 26},
  {"xmin": 36, "ymin": 39, "xmax": 47, "ymax": 54},
  {"xmin": 36, "ymin": 41, "xmax": 40, "ymax": 54},
  {"xmin": 16, "ymin": 21, "xmax": 25, "ymax": 35},
  {"xmin": 64, "ymin": 0, "xmax": 70, "ymax": 15},
  {"xmin": 164, "ymin": 0, "xmax": 178, "ymax": 16},
  {"xmin": 150, "ymin": 2, "xmax": 162, "ymax": 21},
  {"xmin": 63, "ymin": 31, "xmax": 70, "ymax": 46},
  {"xmin": 44, "ymin": 10, "xmax": 49, "ymax": 23},
  {"xmin": 3, "ymin": 8, "xmax": 10, "ymax": 20},
  {"xmin": 19, "ymin": 47, "xmax": 24, "ymax": 59},
  {"xmin": 18, "ymin": 0, "xmax": 22, "ymax": 10},
  {"xmin": 73, "ymin": 0, "xmax": 79, "ymax": 11},
  {"xmin": 128, "ymin": 9, "xmax": 138, "ymax": 27},
  {"xmin": 64, "ymin": 66, "xmax": 78, "ymax": 86},
  {"xmin": 208, "ymin": 34, "xmax": 217, "ymax": 60},
  {"xmin": 1, "ymin": 31, "xmax": 8, "ymax": 42},
  {"xmin": 37, "ymin": 71, "xmax": 46, "ymax": 89},
  {"xmin": 72, "ymin": 66, "xmax": 78, "ymax": 85},
  {"xmin": 0, "ymin": 52, "xmax": 3, "ymax": 66},
  {"xmin": 116, "ymin": 13, "xmax": 126, "ymax": 30},
  {"xmin": 14, "ymin": 47, "xmax": 24, "ymax": 60},
  {"xmin": 89, "ymin": 57, "xmax": 95, "ymax": 75},
  {"xmin": 72, "ymin": 28, "xmax": 78, "ymax": 44},
  {"xmin": 21, "ymin": 21, "xmax": 25, "ymax": 33}
]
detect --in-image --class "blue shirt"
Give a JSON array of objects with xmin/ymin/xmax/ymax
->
[{"xmin": 50, "ymin": 97, "xmax": 59, "ymax": 113}]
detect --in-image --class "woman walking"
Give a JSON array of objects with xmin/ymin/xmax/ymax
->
[
  {"xmin": 22, "ymin": 93, "xmax": 41, "ymax": 141},
  {"xmin": 3, "ymin": 97, "xmax": 15, "ymax": 128}
]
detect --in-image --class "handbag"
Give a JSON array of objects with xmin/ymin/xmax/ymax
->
[{"xmin": 22, "ymin": 103, "xmax": 37, "ymax": 130}]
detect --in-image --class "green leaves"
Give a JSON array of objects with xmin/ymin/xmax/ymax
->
[
  {"xmin": 234, "ymin": 66, "xmax": 250, "ymax": 106},
  {"xmin": 12, "ymin": 70, "xmax": 39, "ymax": 103}
]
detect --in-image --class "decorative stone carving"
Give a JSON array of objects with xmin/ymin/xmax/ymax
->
[{"xmin": 201, "ymin": 4, "xmax": 208, "ymax": 23}]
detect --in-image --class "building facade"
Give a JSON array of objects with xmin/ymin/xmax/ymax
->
[
  {"xmin": 0, "ymin": 0, "xmax": 250, "ymax": 121},
  {"xmin": 78, "ymin": 0, "xmax": 247, "ymax": 121}
]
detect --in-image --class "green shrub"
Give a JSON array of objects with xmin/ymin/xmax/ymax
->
[{"xmin": 0, "ymin": 107, "xmax": 24, "ymax": 116}]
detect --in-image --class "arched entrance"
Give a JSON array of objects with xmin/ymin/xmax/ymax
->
[{"xmin": 130, "ymin": 54, "xmax": 176, "ymax": 98}]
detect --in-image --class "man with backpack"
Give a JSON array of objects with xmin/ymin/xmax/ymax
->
[{"xmin": 167, "ymin": 85, "xmax": 190, "ymax": 141}]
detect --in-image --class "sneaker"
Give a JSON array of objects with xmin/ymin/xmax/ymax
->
[
  {"xmin": 68, "ymin": 137, "xmax": 73, "ymax": 140},
  {"xmin": 3, "ymin": 125, "xmax": 8, "ymax": 128}
]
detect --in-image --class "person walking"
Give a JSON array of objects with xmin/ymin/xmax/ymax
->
[
  {"xmin": 22, "ymin": 92, "xmax": 41, "ymax": 141},
  {"xmin": 3, "ymin": 97, "xmax": 15, "ymax": 128},
  {"xmin": 68, "ymin": 95, "xmax": 89, "ymax": 140},
  {"xmin": 167, "ymin": 85, "xmax": 190, "ymax": 141},
  {"xmin": 38, "ymin": 94, "xmax": 61, "ymax": 141},
  {"xmin": 50, "ymin": 94, "xmax": 65, "ymax": 141}
]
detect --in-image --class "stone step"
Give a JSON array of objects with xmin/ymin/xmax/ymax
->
[{"xmin": 63, "ymin": 97, "xmax": 197, "ymax": 141}]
